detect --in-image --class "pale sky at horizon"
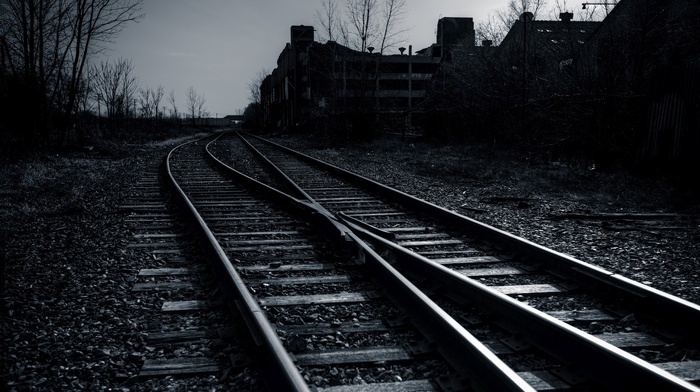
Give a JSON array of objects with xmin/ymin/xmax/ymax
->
[{"xmin": 99, "ymin": 0, "xmax": 576, "ymax": 117}]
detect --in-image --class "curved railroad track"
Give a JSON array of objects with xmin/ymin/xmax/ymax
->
[
  {"xmin": 166, "ymin": 134, "xmax": 544, "ymax": 391},
  {"xmin": 195, "ymin": 130, "xmax": 700, "ymax": 391},
  {"xmin": 121, "ymin": 148, "xmax": 265, "ymax": 390}
]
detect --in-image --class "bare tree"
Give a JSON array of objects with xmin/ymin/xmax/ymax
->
[
  {"xmin": 476, "ymin": 0, "xmax": 548, "ymax": 46},
  {"xmin": 139, "ymin": 88, "xmax": 153, "ymax": 117},
  {"xmin": 90, "ymin": 57, "xmax": 138, "ymax": 134},
  {"xmin": 476, "ymin": 12, "xmax": 508, "ymax": 45},
  {"xmin": 499, "ymin": 0, "xmax": 547, "ymax": 24},
  {"xmin": 167, "ymin": 89, "xmax": 178, "ymax": 118},
  {"xmin": 185, "ymin": 86, "xmax": 206, "ymax": 124},
  {"xmin": 315, "ymin": 0, "xmax": 341, "ymax": 42},
  {"xmin": 63, "ymin": 0, "xmax": 143, "ymax": 136},
  {"xmin": 139, "ymin": 84, "xmax": 163, "ymax": 118},
  {"xmin": 376, "ymin": 0, "xmax": 406, "ymax": 54},
  {"xmin": 196, "ymin": 93, "xmax": 206, "ymax": 118},
  {"xmin": 0, "ymin": 0, "xmax": 143, "ymax": 144},
  {"xmin": 345, "ymin": 0, "xmax": 378, "ymax": 53},
  {"xmin": 150, "ymin": 85, "xmax": 164, "ymax": 117},
  {"xmin": 91, "ymin": 58, "xmax": 137, "ymax": 117},
  {"xmin": 247, "ymin": 68, "xmax": 269, "ymax": 106},
  {"xmin": 316, "ymin": 0, "xmax": 408, "ymax": 50},
  {"xmin": 120, "ymin": 58, "xmax": 139, "ymax": 118},
  {"xmin": 186, "ymin": 86, "xmax": 197, "ymax": 122},
  {"xmin": 317, "ymin": 0, "xmax": 409, "ymax": 69}
]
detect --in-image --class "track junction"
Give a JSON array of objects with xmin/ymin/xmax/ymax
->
[{"xmin": 123, "ymin": 131, "xmax": 700, "ymax": 391}]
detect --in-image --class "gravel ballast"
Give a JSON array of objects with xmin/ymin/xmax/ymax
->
[
  {"xmin": 1, "ymin": 132, "xmax": 699, "ymax": 390},
  {"xmin": 269, "ymin": 134, "xmax": 700, "ymax": 305}
]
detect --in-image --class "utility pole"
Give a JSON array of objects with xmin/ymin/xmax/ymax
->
[
  {"xmin": 523, "ymin": 15, "xmax": 528, "ymax": 104},
  {"xmin": 408, "ymin": 45, "xmax": 413, "ymax": 132}
]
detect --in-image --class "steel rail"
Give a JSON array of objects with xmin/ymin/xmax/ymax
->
[
  {"xmin": 337, "ymin": 220, "xmax": 536, "ymax": 392},
  {"xmin": 204, "ymin": 134, "xmax": 344, "ymax": 240},
  {"xmin": 165, "ymin": 136, "xmax": 310, "ymax": 392},
  {"xmin": 338, "ymin": 212, "xmax": 700, "ymax": 392},
  {"xmin": 234, "ymin": 133, "xmax": 322, "ymax": 207},
  {"xmin": 243, "ymin": 132, "xmax": 700, "ymax": 339},
  {"xmin": 207, "ymin": 133, "xmax": 537, "ymax": 392}
]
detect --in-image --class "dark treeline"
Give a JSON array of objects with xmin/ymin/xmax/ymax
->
[
  {"xmin": 0, "ymin": 0, "xmax": 216, "ymax": 150},
  {"xmin": 0, "ymin": 0, "xmax": 145, "ymax": 147}
]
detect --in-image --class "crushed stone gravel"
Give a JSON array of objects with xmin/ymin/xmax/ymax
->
[
  {"xmin": 1, "ymin": 132, "xmax": 698, "ymax": 390},
  {"xmin": 269, "ymin": 133, "xmax": 700, "ymax": 305}
]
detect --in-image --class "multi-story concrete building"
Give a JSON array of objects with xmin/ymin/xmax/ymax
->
[{"xmin": 260, "ymin": 19, "xmax": 475, "ymax": 137}]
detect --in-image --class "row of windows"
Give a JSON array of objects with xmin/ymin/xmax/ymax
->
[{"xmin": 537, "ymin": 28, "xmax": 588, "ymax": 33}]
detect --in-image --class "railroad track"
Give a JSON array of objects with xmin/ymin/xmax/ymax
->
[
  {"xmin": 196, "ymin": 131, "xmax": 700, "ymax": 391},
  {"xmin": 120, "ymin": 152, "xmax": 264, "ymax": 390},
  {"xmin": 119, "ymin": 131, "xmax": 700, "ymax": 390},
  {"xmin": 167, "ymin": 135, "xmax": 538, "ymax": 391}
]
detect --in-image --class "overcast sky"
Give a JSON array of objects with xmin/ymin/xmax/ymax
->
[{"xmin": 100, "ymin": 0, "xmax": 522, "ymax": 117}]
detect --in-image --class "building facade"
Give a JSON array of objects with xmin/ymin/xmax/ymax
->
[{"xmin": 260, "ymin": 24, "xmax": 463, "ymax": 136}]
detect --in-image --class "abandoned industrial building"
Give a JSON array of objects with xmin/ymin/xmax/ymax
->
[
  {"xmin": 259, "ymin": 0, "xmax": 699, "ymax": 164},
  {"xmin": 259, "ymin": 18, "xmax": 475, "ymax": 137},
  {"xmin": 258, "ymin": 13, "xmax": 602, "ymax": 138}
]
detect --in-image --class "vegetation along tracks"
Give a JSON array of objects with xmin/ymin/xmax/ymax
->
[{"xmin": 202, "ymin": 130, "xmax": 700, "ymax": 390}]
